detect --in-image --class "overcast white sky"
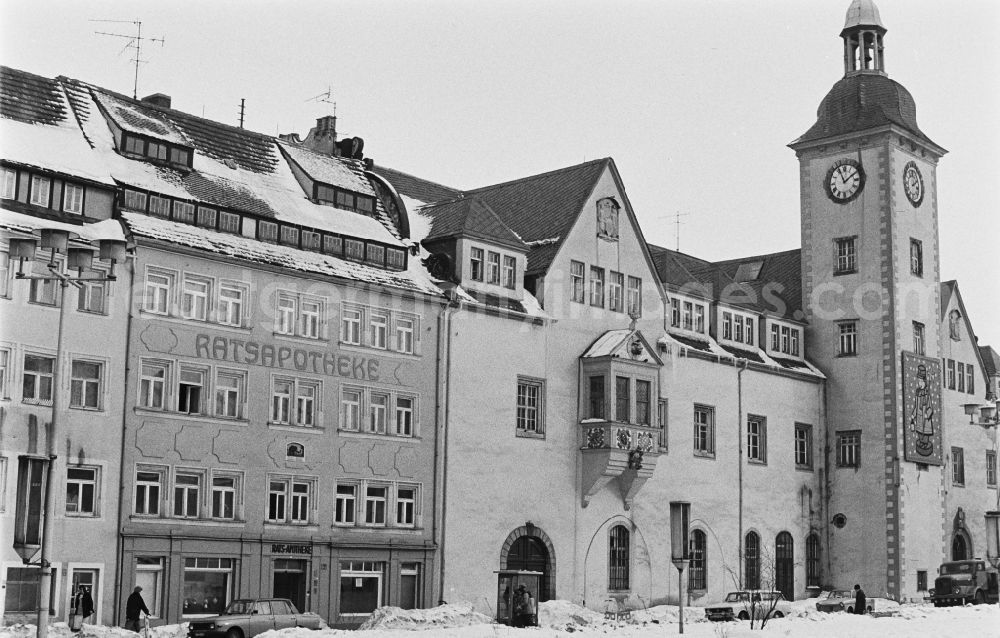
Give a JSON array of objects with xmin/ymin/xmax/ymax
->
[{"xmin": 2, "ymin": 0, "xmax": 997, "ymax": 350}]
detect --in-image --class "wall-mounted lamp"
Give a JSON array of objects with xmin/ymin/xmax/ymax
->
[
  {"xmin": 963, "ymin": 398, "xmax": 1000, "ymax": 428},
  {"xmin": 13, "ymin": 236, "xmax": 126, "ymax": 282}
]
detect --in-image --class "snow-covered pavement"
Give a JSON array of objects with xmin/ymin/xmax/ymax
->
[{"xmin": 2, "ymin": 599, "xmax": 997, "ymax": 638}]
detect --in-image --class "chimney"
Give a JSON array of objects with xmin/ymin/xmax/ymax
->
[
  {"xmin": 141, "ymin": 93, "xmax": 172, "ymax": 109},
  {"xmin": 302, "ymin": 115, "xmax": 338, "ymax": 155}
]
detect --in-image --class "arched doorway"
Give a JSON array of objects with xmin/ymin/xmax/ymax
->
[
  {"xmin": 775, "ymin": 532, "xmax": 794, "ymax": 601},
  {"xmin": 501, "ymin": 526, "xmax": 556, "ymax": 602},
  {"xmin": 951, "ymin": 532, "xmax": 970, "ymax": 560}
]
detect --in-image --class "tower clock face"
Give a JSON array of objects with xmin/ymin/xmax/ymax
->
[
  {"xmin": 825, "ymin": 158, "xmax": 865, "ymax": 203},
  {"xmin": 903, "ymin": 161, "xmax": 924, "ymax": 207}
]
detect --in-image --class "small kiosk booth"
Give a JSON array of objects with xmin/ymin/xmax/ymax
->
[{"xmin": 495, "ymin": 570, "xmax": 542, "ymax": 627}]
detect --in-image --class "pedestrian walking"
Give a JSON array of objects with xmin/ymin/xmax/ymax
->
[
  {"xmin": 853, "ymin": 584, "xmax": 866, "ymax": 614},
  {"xmin": 123, "ymin": 585, "xmax": 150, "ymax": 632}
]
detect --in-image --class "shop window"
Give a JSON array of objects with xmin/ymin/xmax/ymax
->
[
  {"xmin": 182, "ymin": 557, "xmax": 232, "ymax": 616},
  {"xmin": 3, "ymin": 566, "xmax": 57, "ymax": 614},
  {"xmin": 339, "ymin": 561, "xmax": 384, "ymax": 616}
]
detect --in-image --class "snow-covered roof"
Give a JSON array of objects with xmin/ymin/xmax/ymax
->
[
  {"xmin": 0, "ymin": 114, "xmax": 115, "ymax": 186},
  {"xmin": 278, "ymin": 141, "xmax": 374, "ymax": 194},
  {"xmin": 659, "ymin": 330, "xmax": 825, "ymax": 378},
  {"xmin": 91, "ymin": 90, "xmax": 190, "ymax": 147},
  {"xmin": 123, "ymin": 212, "xmax": 441, "ymax": 297},
  {"xmin": 1, "ymin": 207, "xmax": 126, "ymax": 242},
  {"xmin": 582, "ymin": 329, "xmax": 661, "ymax": 365}
]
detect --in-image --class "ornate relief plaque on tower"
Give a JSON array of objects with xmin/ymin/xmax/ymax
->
[
  {"xmin": 902, "ymin": 352, "xmax": 943, "ymax": 465},
  {"xmin": 596, "ymin": 197, "xmax": 619, "ymax": 240}
]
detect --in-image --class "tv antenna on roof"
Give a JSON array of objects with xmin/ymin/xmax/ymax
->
[
  {"xmin": 92, "ymin": 19, "xmax": 165, "ymax": 99},
  {"xmin": 658, "ymin": 211, "xmax": 690, "ymax": 252},
  {"xmin": 306, "ymin": 87, "xmax": 337, "ymax": 116}
]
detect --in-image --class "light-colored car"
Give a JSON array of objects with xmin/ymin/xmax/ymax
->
[
  {"xmin": 814, "ymin": 589, "xmax": 874, "ymax": 613},
  {"xmin": 704, "ymin": 590, "xmax": 792, "ymax": 621},
  {"xmin": 187, "ymin": 598, "xmax": 323, "ymax": 638}
]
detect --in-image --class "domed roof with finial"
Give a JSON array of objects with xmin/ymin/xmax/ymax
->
[{"xmin": 843, "ymin": 0, "xmax": 884, "ymax": 33}]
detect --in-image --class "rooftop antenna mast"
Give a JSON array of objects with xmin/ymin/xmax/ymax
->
[
  {"xmin": 92, "ymin": 19, "xmax": 165, "ymax": 99},
  {"xmin": 659, "ymin": 211, "xmax": 690, "ymax": 252},
  {"xmin": 305, "ymin": 86, "xmax": 337, "ymax": 116}
]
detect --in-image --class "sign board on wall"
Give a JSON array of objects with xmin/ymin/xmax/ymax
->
[{"xmin": 902, "ymin": 352, "xmax": 943, "ymax": 465}]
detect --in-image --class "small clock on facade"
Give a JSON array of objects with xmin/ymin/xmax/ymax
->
[
  {"xmin": 903, "ymin": 160, "xmax": 924, "ymax": 207},
  {"xmin": 825, "ymin": 158, "xmax": 866, "ymax": 203}
]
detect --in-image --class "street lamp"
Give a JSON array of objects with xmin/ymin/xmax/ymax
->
[
  {"xmin": 670, "ymin": 501, "xmax": 691, "ymax": 634},
  {"xmin": 10, "ymin": 228, "xmax": 125, "ymax": 638}
]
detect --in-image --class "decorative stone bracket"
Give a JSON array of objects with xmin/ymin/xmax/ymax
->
[{"xmin": 580, "ymin": 422, "xmax": 660, "ymax": 510}]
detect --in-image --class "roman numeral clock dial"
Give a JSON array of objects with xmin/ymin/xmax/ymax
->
[{"xmin": 824, "ymin": 158, "xmax": 866, "ymax": 203}]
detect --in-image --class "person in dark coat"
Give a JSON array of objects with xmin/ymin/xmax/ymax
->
[
  {"xmin": 124, "ymin": 586, "xmax": 150, "ymax": 632},
  {"xmin": 80, "ymin": 586, "xmax": 95, "ymax": 619},
  {"xmin": 853, "ymin": 584, "xmax": 866, "ymax": 614}
]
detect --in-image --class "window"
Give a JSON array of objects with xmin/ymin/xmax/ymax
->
[
  {"xmin": 1, "ymin": 167, "xmax": 16, "ymax": 198},
  {"xmin": 170, "ymin": 148, "xmax": 190, "ymax": 166},
  {"xmin": 366, "ymin": 242, "xmax": 385, "ymax": 266},
  {"xmin": 570, "ymin": 261, "xmax": 585, "ymax": 303},
  {"xmin": 144, "ymin": 269, "xmax": 174, "ymax": 315},
  {"xmin": 966, "ymin": 365, "xmax": 974, "ymax": 395},
  {"xmin": 957, "ymin": 362, "xmax": 965, "ymax": 393},
  {"xmin": 28, "ymin": 259, "xmax": 58, "ymax": 305},
  {"xmin": 218, "ymin": 283, "xmax": 246, "ymax": 326},
  {"xmin": 781, "ymin": 326, "xmax": 790, "ymax": 353},
  {"xmin": 182, "ymin": 276, "xmax": 211, "ymax": 321},
  {"xmin": 22, "ymin": 354, "xmax": 54, "ymax": 403},
  {"xmin": 746, "ymin": 317, "xmax": 755, "ymax": 346},
  {"xmin": 124, "ymin": 189, "xmax": 147, "ymax": 212},
  {"xmin": 695, "ymin": 306, "xmax": 705, "ymax": 333},
  {"xmin": 124, "ymin": 136, "xmax": 144, "ymax": 154},
  {"xmin": 722, "ymin": 312, "xmax": 732, "ymax": 340},
  {"xmin": 516, "ymin": 377, "xmax": 544, "ymax": 436},
  {"xmin": 339, "ymin": 561, "xmax": 384, "ymax": 615},
  {"xmin": 794, "ymin": 423, "xmax": 813, "ymax": 469},
  {"xmin": 63, "ymin": 183, "xmax": 84, "ymax": 214},
  {"xmin": 341, "ymin": 389, "xmax": 362, "ymax": 431},
  {"xmin": 502, "ymin": 255, "xmax": 516, "ymax": 289},
  {"xmin": 806, "ymin": 534, "xmax": 821, "ymax": 588},
  {"xmin": 908, "ymin": 320, "xmax": 925, "ymax": 355},
  {"xmin": 139, "ymin": 362, "xmax": 168, "ymax": 409},
  {"xmin": 342, "ymin": 306, "xmax": 362, "ymax": 345},
  {"xmin": 657, "ymin": 399, "xmax": 669, "ymax": 450},
  {"xmin": 689, "ymin": 529, "xmax": 706, "ymax": 590},
  {"xmin": 323, "ymin": 235, "xmax": 343, "ymax": 255},
  {"xmin": 148, "ymin": 195, "xmax": 170, "ymax": 218},
  {"xmin": 615, "ymin": 376, "xmax": 630, "ymax": 422},
  {"xmin": 627, "ymin": 276, "xmax": 642, "ymax": 316},
  {"xmin": 0, "ymin": 456, "xmax": 6, "ymax": 512},
  {"xmin": 771, "ymin": 324, "xmax": 780, "ymax": 351},
  {"xmin": 70, "ymin": 360, "xmax": 102, "ymax": 409},
  {"xmin": 734, "ymin": 315, "xmax": 744, "ymax": 342},
  {"xmin": 219, "ymin": 211, "xmax": 240, "ymax": 233},
  {"xmin": 301, "ymin": 299, "xmax": 322, "ymax": 338},
  {"xmin": 173, "ymin": 472, "xmax": 201, "ymax": 518},
  {"xmin": 486, "ymin": 251, "xmax": 501, "ymax": 284},
  {"xmin": 65, "ymin": 466, "xmax": 98, "ymax": 516},
  {"xmin": 276, "ymin": 293, "xmax": 325, "ymax": 339},
  {"xmin": 364, "ymin": 485, "xmax": 388, "ymax": 526},
  {"xmin": 271, "ymin": 380, "xmax": 293, "ymax": 424},
  {"xmin": 335, "ymin": 484, "xmax": 357, "ymax": 524},
  {"xmin": 835, "ymin": 236, "xmax": 857, "ymax": 273},
  {"xmin": 30, "ymin": 175, "xmax": 51, "ymax": 206},
  {"xmin": 396, "ymin": 317, "xmax": 415, "ymax": 354},
  {"xmin": 987, "ymin": 451, "xmax": 997, "ymax": 488},
  {"xmin": 400, "ymin": 563, "xmax": 421, "ymax": 610},
  {"xmin": 947, "ymin": 359, "xmax": 956, "ymax": 390},
  {"xmin": 259, "ymin": 221, "xmax": 278, "ymax": 242},
  {"xmin": 790, "ymin": 328, "xmax": 799, "ymax": 356},
  {"xmin": 146, "ymin": 142, "xmax": 168, "ymax": 161},
  {"xmin": 369, "ymin": 312, "xmax": 388, "ymax": 349},
  {"xmin": 3, "ymin": 567, "xmax": 57, "ymax": 614},
  {"xmin": 745, "ymin": 532, "xmax": 760, "ymax": 590},
  {"xmin": 267, "ymin": 477, "xmax": 312, "ymax": 524},
  {"xmin": 0, "ymin": 349, "xmax": 9, "ymax": 398},
  {"xmin": 173, "ymin": 201, "xmax": 195, "ymax": 223},
  {"xmin": 77, "ymin": 275, "xmax": 107, "ymax": 314},
  {"xmin": 684, "ymin": 302, "xmax": 694, "ymax": 330},
  {"xmin": 470, "ymin": 247, "xmax": 484, "ymax": 281},
  {"xmin": 910, "ymin": 238, "xmax": 923, "ymax": 276},
  {"xmin": 590, "ymin": 266, "xmax": 604, "ymax": 307},
  {"xmin": 395, "ymin": 396, "xmax": 414, "ymax": 436},
  {"xmin": 917, "ymin": 570, "xmax": 928, "ymax": 593},
  {"xmin": 182, "ymin": 558, "xmax": 232, "ymax": 616},
  {"xmin": 952, "ymin": 447, "xmax": 965, "ymax": 486},
  {"xmin": 609, "ymin": 272, "xmax": 623, "ymax": 312},
  {"xmin": 837, "ymin": 430, "xmax": 861, "ymax": 467},
  {"xmin": 0, "ymin": 249, "xmax": 9, "ymax": 298},
  {"xmin": 635, "ymin": 380, "xmax": 650, "ymax": 425},
  {"xmin": 291, "ymin": 481, "xmax": 310, "ymax": 523},
  {"xmin": 838, "ymin": 321, "xmax": 858, "ymax": 356},
  {"xmin": 197, "ymin": 206, "xmax": 217, "ymax": 228},
  {"xmin": 369, "ymin": 393, "xmax": 388, "ymax": 434},
  {"xmin": 747, "ymin": 415, "xmax": 767, "ymax": 464},
  {"xmin": 134, "ymin": 468, "xmax": 163, "ymax": 515},
  {"xmin": 276, "ymin": 294, "xmax": 296, "ymax": 335},
  {"xmin": 670, "ymin": 298, "xmax": 680, "ymax": 327},
  {"xmin": 215, "ymin": 370, "xmax": 243, "ymax": 418},
  {"xmin": 302, "ymin": 231, "xmax": 321, "ymax": 250},
  {"xmin": 267, "ymin": 480, "xmax": 288, "ymax": 523},
  {"xmin": 694, "ymin": 405, "xmax": 715, "ymax": 456},
  {"xmin": 608, "ymin": 525, "xmax": 630, "ymax": 591},
  {"xmin": 280, "ymin": 225, "xmax": 300, "ymax": 246},
  {"xmin": 211, "ymin": 475, "xmax": 237, "ymax": 520},
  {"xmin": 397, "ymin": 486, "xmax": 416, "ymax": 527},
  {"xmin": 588, "ymin": 375, "xmax": 605, "ymax": 419}
]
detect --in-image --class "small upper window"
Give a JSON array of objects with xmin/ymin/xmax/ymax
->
[
  {"xmin": 2, "ymin": 167, "xmax": 18, "ymax": 199},
  {"xmin": 735, "ymin": 260, "xmax": 764, "ymax": 282},
  {"xmin": 30, "ymin": 175, "xmax": 51, "ymax": 207},
  {"xmin": 63, "ymin": 184, "xmax": 84, "ymax": 214}
]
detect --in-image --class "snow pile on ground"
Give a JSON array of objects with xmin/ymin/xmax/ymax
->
[
  {"xmin": 358, "ymin": 602, "xmax": 491, "ymax": 630},
  {"xmin": 536, "ymin": 599, "xmax": 605, "ymax": 631}
]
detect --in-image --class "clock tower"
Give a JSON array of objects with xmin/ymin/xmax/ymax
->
[{"xmin": 789, "ymin": 0, "xmax": 948, "ymax": 601}]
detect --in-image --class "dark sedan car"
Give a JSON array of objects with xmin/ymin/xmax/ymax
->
[{"xmin": 187, "ymin": 598, "xmax": 323, "ymax": 638}]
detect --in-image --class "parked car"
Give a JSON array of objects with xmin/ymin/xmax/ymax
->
[
  {"xmin": 704, "ymin": 590, "xmax": 792, "ymax": 621},
  {"xmin": 815, "ymin": 589, "xmax": 873, "ymax": 613},
  {"xmin": 930, "ymin": 559, "xmax": 999, "ymax": 606},
  {"xmin": 187, "ymin": 598, "xmax": 323, "ymax": 638}
]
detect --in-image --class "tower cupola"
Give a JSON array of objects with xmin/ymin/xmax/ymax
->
[{"xmin": 841, "ymin": 0, "xmax": 886, "ymax": 76}]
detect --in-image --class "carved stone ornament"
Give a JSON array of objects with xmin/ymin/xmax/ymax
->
[{"xmin": 597, "ymin": 198, "xmax": 620, "ymax": 240}]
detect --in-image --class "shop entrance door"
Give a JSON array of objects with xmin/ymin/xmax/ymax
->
[{"xmin": 273, "ymin": 560, "xmax": 307, "ymax": 612}]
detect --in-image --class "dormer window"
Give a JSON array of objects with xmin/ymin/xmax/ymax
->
[
  {"xmin": 669, "ymin": 296, "xmax": 707, "ymax": 335},
  {"xmin": 120, "ymin": 133, "xmax": 193, "ymax": 169},
  {"xmin": 769, "ymin": 321, "xmax": 802, "ymax": 358},
  {"xmin": 314, "ymin": 183, "xmax": 375, "ymax": 215},
  {"xmin": 720, "ymin": 309, "xmax": 756, "ymax": 347}
]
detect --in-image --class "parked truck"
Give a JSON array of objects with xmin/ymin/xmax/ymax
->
[{"xmin": 930, "ymin": 559, "xmax": 999, "ymax": 606}]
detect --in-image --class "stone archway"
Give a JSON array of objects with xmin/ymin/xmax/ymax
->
[
  {"xmin": 951, "ymin": 531, "xmax": 972, "ymax": 560},
  {"xmin": 500, "ymin": 525, "xmax": 557, "ymax": 602}
]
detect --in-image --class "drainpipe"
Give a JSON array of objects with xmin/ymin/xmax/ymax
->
[
  {"xmin": 114, "ymin": 253, "xmax": 137, "ymax": 626},
  {"xmin": 434, "ymin": 292, "xmax": 458, "ymax": 604},
  {"xmin": 736, "ymin": 358, "xmax": 748, "ymax": 587}
]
